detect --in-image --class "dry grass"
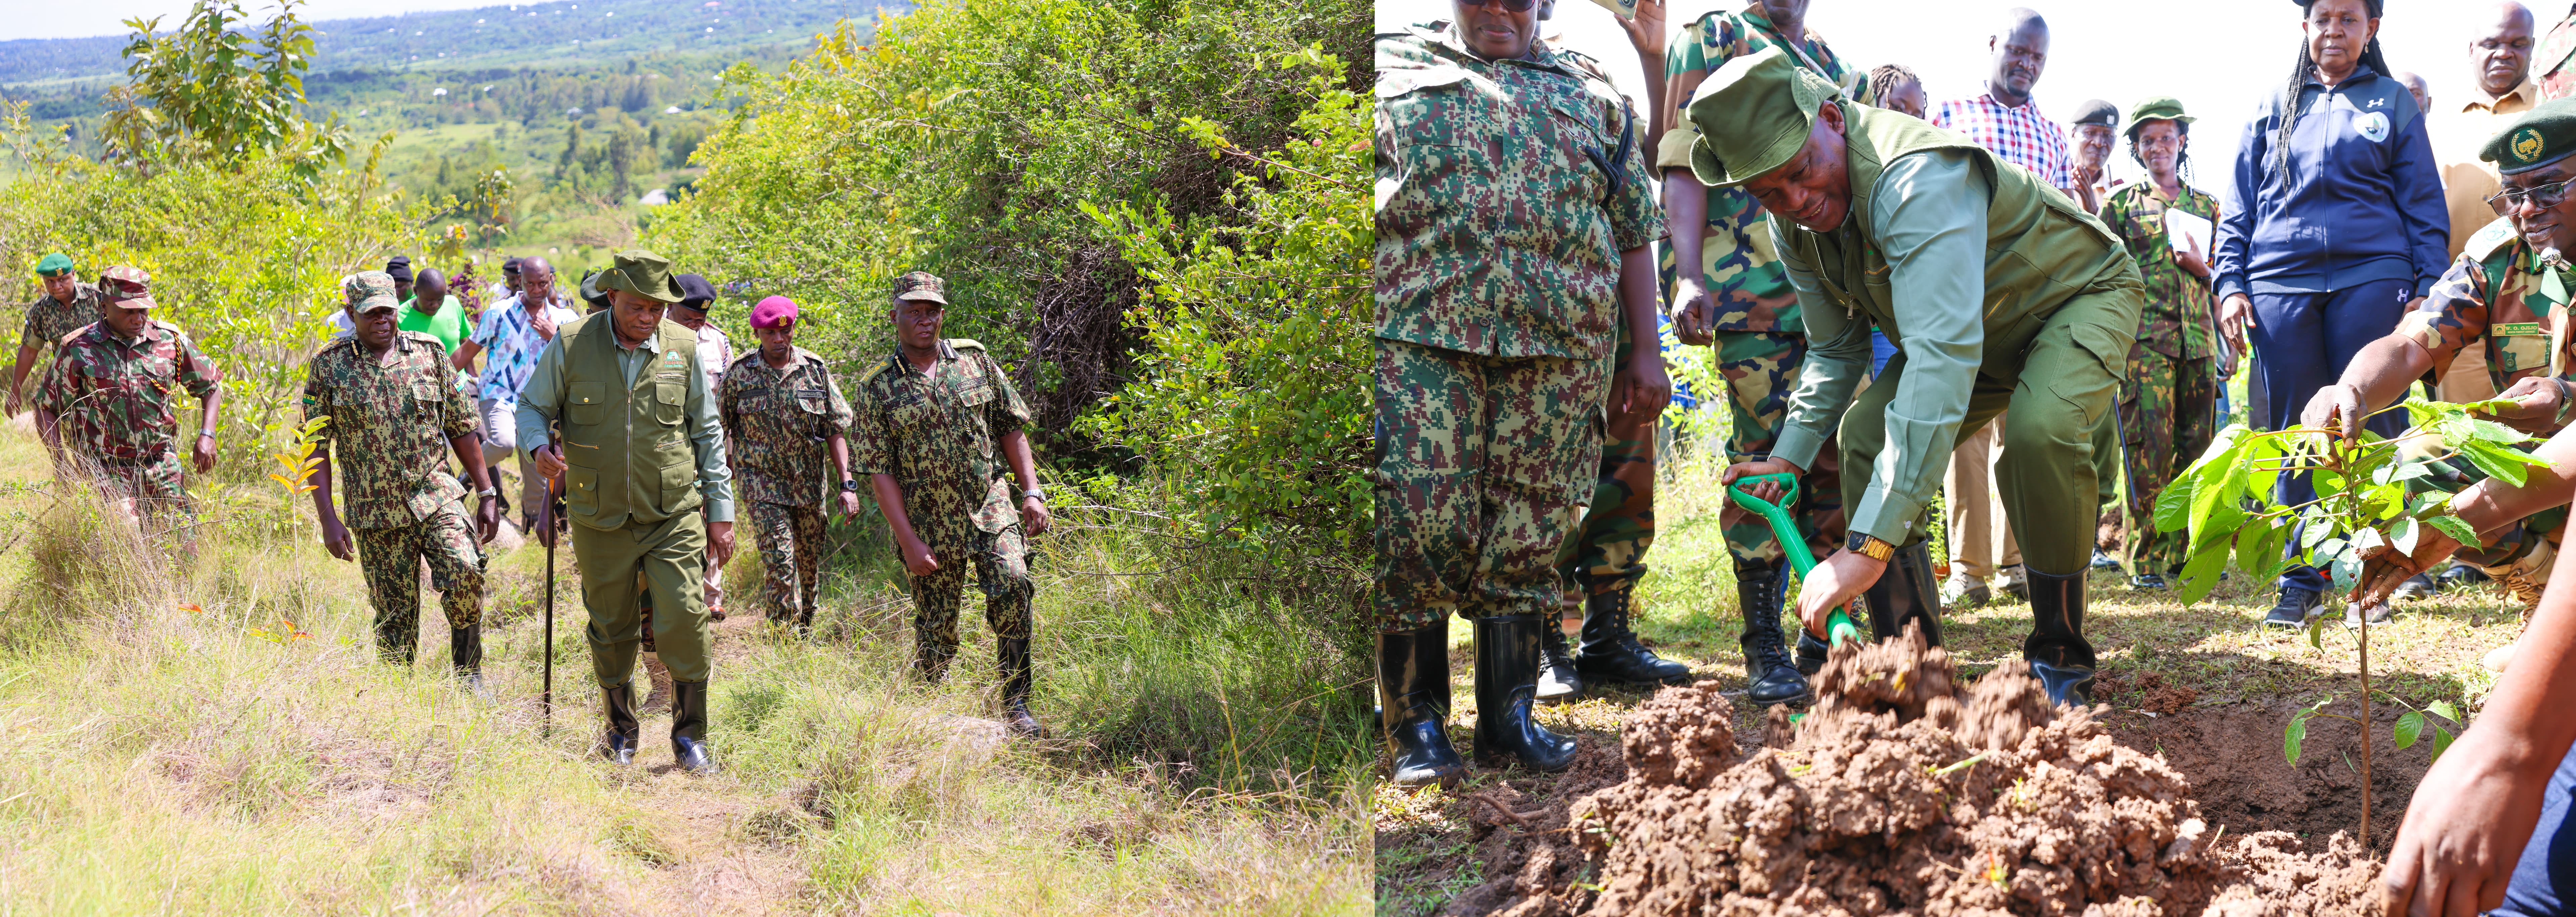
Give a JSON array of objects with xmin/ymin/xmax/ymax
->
[{"xmin": 0, "ymin": 427, "xmax": 1366, "ymax": 915}]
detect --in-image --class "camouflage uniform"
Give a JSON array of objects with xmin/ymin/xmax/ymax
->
[
  {"xmin": 20, "ymin": 284, "xmax": 101, "ymax": 358},
  {"xmin": 31, "ymin": 316, "xmax": 221, "ymax": 513},
  {"xmin": 2540, "ymin": 8, "xmax": 2576, "ymax": 102},
  {"xmin": 848, "ymin": 338, "xmax": 1035, "ymax": 676},
  {"xmin": 304, "ymin": 329, "xmax": 485, "ymax": 662},
  {"xmin": 718, "ymin": 346, "xmax": 855, "ymax": 628},
  {"xmin": 1375, "ymin": 21, "xmax": 1663, "ymax": 633},
  {"xmin": 2099, "ymin": 183, "xmax": 2225, "ymax": 578},
  {"xmin": 1659, "ymin": 6, "xmax": 1861, "ymax": 572}
]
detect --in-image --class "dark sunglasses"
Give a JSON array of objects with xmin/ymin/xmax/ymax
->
[
  {"xmin": 1458, "ymin": 0, "xmax": 1540, "ymax": 10},
  {"xmin": 2489, "ymin": 180, "xmax": 2573, "ymax": 216}
]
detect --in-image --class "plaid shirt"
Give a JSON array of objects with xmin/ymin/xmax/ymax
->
[
  {"xmin": 1931, "ymin": 91, "xmax": 2074, "ymax": 191},
  {"xmin": 468, "ymin": 294, "xmax": 581, "ymax": 405}
]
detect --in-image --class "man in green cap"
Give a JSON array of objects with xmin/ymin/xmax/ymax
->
[
  {"xmin": 518, "ymin": 248, "xmax": 734, "ymax": 773},
  {"xmin": 8, "ymin": 253, "xmax": 103, "ymax": 418},
  {"xmin": 32, "ymin": 266, "xmax": 224, "ymax": 522},
  {"xmin": 1703, "ymin": 47, "xmax": 2147, "ymax": 707},
  {"xmin": 2301, "ymin": 96, "xmax": 2576, "ymax": 628}
]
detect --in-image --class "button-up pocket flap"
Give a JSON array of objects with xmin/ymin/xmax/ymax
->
[
  {"xmin": 410, "ymin": 383, "xmax": 442, "ymax": 402},
  {"xmin": 565, "ymin": 467, "xmax": 599, "ymax": 514},
  {"xmin": 571, "ymin": 382, "xmax": 605, "ymax": 405},
  {"xmin": 656, "ymin": 383, "xmax": 684, "ymax": 405},
  {"xmin": 960, "ymin": 383, "xmax": 994, "ymax": 407},
  {"xmin": 567, "ymin": 382, "xmax": 606, "ymax": 425},
  {"xmin": 1376, "ymin": 65, "xmax": 1469, "ymax": 100}
]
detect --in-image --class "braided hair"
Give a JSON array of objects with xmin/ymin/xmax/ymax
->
[
  {"xmin": 1867, "ymin": 64, "xmax": 1921, "ymax": 109},
  {"xmin": 2275, "ymin": 5, "xmax": 2395, "ymax": 179}
]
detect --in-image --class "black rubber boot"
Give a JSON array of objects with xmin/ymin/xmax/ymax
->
[
  {"xmin": 1472, "ymin": 614, "xmax": 1578, "ymax": 773},
  {"xmin": 1572, "ymin": 588, "xmax": 1692, "ymax": 686},
  {"xmin": 1736, "ymin": 563, "xmax": 1811, "ymax": 707},
  {"xmin": 1378, "ymin": 623, "xmax": 1465, "ymax": 788},
  {"xmin": 450, "ymin": 625, "xmax": 485, "ymax": 693},
  {"xmin": 600, "ymin": 681, "xmax": 640, "ymax": 765},
  {"xmin": 999, "ymin": 637, "xmax": 1041, "ymax": 737},
  {"xmin": 1536, "ymin": 616, "xmax": 1582, "ymax": 703},
  {"xmin": 2024, "ymin": 568, "xmax": 2099, "ymax": 708},
  {"xmin": 671, "ymin": 679, "xmax": 717, "ymax": 774},
  {"xmin": 1861, "ymin": 541, "xmax": 1945, "ymax": 646}
]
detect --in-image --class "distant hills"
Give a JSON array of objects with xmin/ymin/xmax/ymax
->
[{"xmin": 0, "ymin": 0, "xmax": 909, "ymax": 88}]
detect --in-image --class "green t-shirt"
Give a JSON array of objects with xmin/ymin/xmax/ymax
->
[{"xmin": 396, "ymin": 297, "xmax": 470, "ymax": 353}]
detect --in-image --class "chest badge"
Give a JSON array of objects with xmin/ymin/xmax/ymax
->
[{"xmin": 2353, "ymin": 110, "xmax": 2390, "ymax": 144}]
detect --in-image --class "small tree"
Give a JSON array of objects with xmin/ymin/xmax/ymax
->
[{"xmin": 100, "ymin": 0, "xmax": 351, "ymax": 177}]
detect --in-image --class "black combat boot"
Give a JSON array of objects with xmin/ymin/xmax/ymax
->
[
  {"xmin": 671, "ymin": 679, "xmax": 717, "ymax": 774},
  {"xmin": 1536, "ymin": 613, "xmax": 1582, "ymax": 703},
  {"xmin": 1735, "ymin": 563, "xmax": 1811, "ymax": 707},
  {"xmin": 450, "ymin": 625, "xmax": 485, "ymax": 693},
  {"xmin": 600, "ymin": 680, "xmax": 640, "ymax": 765},
  {"xmin": 1794, "ymin": 629, "xmax": 1832, "ymax": 675},
  {"xmin": 1862, "ymin": 541, "xmax": 1945, "ymax": 646},
  {"xmin": 1572, "ymin": 588, "xmax": 1692, "ymax": 686},
  {"xmin": 999, "ymin": 637, "xmax": 1041, "ymax": 736},
  {"xmin": 2025, "ymin": 568, "xmax": 2099, "ymax": 708},
  {"xmin": 1472, "ymin": 615, "xmax": 1578, "ymax": 773},
  {"xmin": 1378, "ymin": 623, "xmax": 1466, "ymax": 788}
]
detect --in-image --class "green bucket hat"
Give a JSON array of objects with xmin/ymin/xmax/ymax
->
[
  {"xmin": 33, "ymin": 253, "xmax": 73, "ymax": 277},
  {"xmin": 594, "ymin": 249, "xmax": 683, "ymax": 304},
  {"xmin": 2124, "ymin": 96, "xmax": 2195, "ymax": 140},
  {"xmin": 1686, "ymin": 46, "xmax": 1842, "ymax": 188},
  {"xmin": 2484, "ymin": 97, "xmax": 2576, "ymax": 176}
]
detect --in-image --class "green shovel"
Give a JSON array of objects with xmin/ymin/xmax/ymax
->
[{"xmin": 1726, "ymin": 472, "xmax": 1862, "ymax": 647}]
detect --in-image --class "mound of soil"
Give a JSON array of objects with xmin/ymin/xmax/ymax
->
[{"xmin": 1530, "ymin": 626, "xmax": 2383, "ymax": 916}]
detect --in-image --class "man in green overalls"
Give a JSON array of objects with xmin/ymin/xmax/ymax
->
[
  {"xmin": 1701, "ymin": 48, "xmax": 2147, "ymax": 706},
  {"xmin": 520, "ymin": 250, "xmax": 735, "ymax": 773}
]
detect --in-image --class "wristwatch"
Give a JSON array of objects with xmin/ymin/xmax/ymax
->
[
  {"xmin": 475, "ymin": 487, "xmax": 498, "ymax": 501},
  {"xmin": 841, "ymin": 479, "xmax": 860, "ymax": 493},
  {"xmin": 1023, "ymin": 488, "xmax": 1046, "ymax": 503},
  {"xmin": 1846, "ymin": 532, "xmax": 1897, "ymax": 562}
]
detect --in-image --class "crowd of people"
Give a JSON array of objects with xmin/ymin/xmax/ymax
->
[
  {"xmin": 9, "ymin": 247, "xmax": 1056, "ymax": 773},
  {"xmin": 1378, "ymin": 0, "xmax": 2576, "ymax": 911}
]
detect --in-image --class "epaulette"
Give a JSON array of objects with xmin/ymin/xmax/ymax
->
[
  {"xmin": 947, "ymin": 338, "xmax": 985, "ymax": 351},
  {"xmin": 854, "ymin": 355, "xmax": 894, "ymax": 385},
  {"xmin": 2465, "ymin": 215, "xmax": 2521, "ymax": 262},
  {"xmin": 57, "ymin": 324, "xmax": 93, "ymax": 347}
]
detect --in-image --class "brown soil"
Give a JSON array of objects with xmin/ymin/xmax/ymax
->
[
  {"xmin": 1466, "ymin": 626, "xmax": 2386, "ymax": 916},
  {"xmin": 2101, "ymin": 697, "xmax": 2430, "ymax": 858}
]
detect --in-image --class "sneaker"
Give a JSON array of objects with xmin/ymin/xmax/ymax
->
[
  {"xmin": 2090, "ymin": 549, "xmax": 2122, "ymax": 571},
  {"xmin": 2265, "ymin": 587, "xmax": 2322, "ymax": 628},
  {"xmin": 1940, "ymin": 571, "xmax": 1991, "ymax": 607},
  {"xmin": 2436, "ymin": 563, "xmax": 2491, "ymax": 590},
  {"xmin": 2391, "ymin": 573, "xmax": 2439, "ymax": 601},
  {"xmin": 2129, "ymin": 573, "xmax": 2168, "ymax": 591},
  {"xmin": 1997, "ymin": 565, "xmax": 2030, "ymax": 601},
  {"xmin": 2342, "ymin": 600, "xmax": 2393, "ymax": 629}
]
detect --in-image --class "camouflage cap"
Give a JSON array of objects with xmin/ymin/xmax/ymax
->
[
  {"xmin": 2485, "ymin": 97, "xmax": 2576, "ymax": 176},
  {"xmin": 343, "ymin": 271, "xmax": 400, "ymax": 313},
  {"xmin": 594, "ymin": 249, "xmax": 683, "ymax": 304},
  {"xmin": 101, "ymin": 266, "xmax": 155, "ymax": 310},
  {"xmin": 893, "ymin": 271, "xmax": 947, "ymax": 305},
  {"xmin": 34, "ymin": 253, "xmax": 73, "ymax": 277},
  {"xmin": 1686, "ymin": 47, "xmax": 1841, "ymax": 188}
]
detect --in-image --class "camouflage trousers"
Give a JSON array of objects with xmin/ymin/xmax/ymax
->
[
  {"xmin": 1709, "ymin": 331, "xmax": 1845, "ymax": 571},
  {"xmin": 909, "ymin": 524, "xmax": 1033, "ymax": 679},
  {"xmin": 352, "ymin": 500, "xmax": 486, "ymax": 664},
  {"xmin": 1557, "ymin": 322, "xmax": 1654, "ymax": 599},
  {"xmin": 79, "ymin": 451, "xmax": 191, "ymax": 519},
  {"xmin": 1376, "ymin": 339, "xmax": 1607, "ymax": 631},
  {"xmin": 2119, "ymin": 351, "xmax": 2219, "ymax": 577},
  {"xmin": 2406, "ymin": 442, "xmax": 2569, "ymax": 581},
  {"xmin": 748, "ymin": 501, "xmax": 827, "ymax": 626}
]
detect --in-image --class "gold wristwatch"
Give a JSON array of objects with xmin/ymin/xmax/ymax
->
[{"xmin": 1847, "ymin": 532, "xmax": 1897, "ymax": 562}]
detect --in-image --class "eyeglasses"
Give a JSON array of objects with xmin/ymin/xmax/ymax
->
[
  {"xmin": 1458, "ymin": 0, "xmax": 1541, "ymax": 10},
  {"xmin": 2488, "ymin": 180, "xmax": 2572, "ymax": 215}
]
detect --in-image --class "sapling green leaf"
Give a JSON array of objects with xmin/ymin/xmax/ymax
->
[
  {"xmin": 2428, "ymin": 700, "xmax": 2461, "ymax": 722},
  {"xmin": 2394, "ymin": 711, "xmax": 2423, "ymax": 749},
  {"xmin": 2432, "ymin": 726, "xmax": 2456, "ymax": 763}
]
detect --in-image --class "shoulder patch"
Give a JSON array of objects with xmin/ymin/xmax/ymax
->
[
  {"xmin": 946, "ymin": 338, "xmax": 985, "ymax": 352},
  {"xmin": 2466, "ymin": 216, "xmax": 2521, "ymax": 261}
]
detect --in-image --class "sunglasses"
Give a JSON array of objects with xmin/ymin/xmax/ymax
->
[
  {"xmin": 1458, "ymin": 0, "xmax": 1540, "ymax": 10},
  {"xmin": 2489, "ymin": 180, "xmax": 2572, "ymax": 216}
]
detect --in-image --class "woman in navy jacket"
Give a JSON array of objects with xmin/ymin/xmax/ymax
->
[{"xmin": 2213, "ymin": 0, "xmax": 2447, "ymax": 627}]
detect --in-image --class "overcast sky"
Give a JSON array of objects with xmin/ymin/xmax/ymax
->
[
  {"xmin": 4, "ymin": 0, "xmax": 513, "ymax": 41},
  {"xmin": 1378, "ymin": 0, "xmax": 2524, "ymax": 192}
]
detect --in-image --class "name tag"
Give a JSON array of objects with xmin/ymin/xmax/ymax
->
[{"xmin": 2498, "ymin": 322, "xmax": 2548, "ymax": 337}]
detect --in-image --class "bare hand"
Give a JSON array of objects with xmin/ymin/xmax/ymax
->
[
  {"xmin": 1021, "ymin": 496, "xmax": 1053, "ymax": 537},
  {"xmin": 531, "ymin": 443, "xmax": 566, "ymax": 482},
  {"xmin": 1614, "ymin": 0, "xmax": 1667, "ymax": 58},
  {"xmin": 4, "ymin": 391, "xmax": 18, "ymax": 418},
  {"xmin": 2380, "ymin": 728, "xmax": 2550, "ymax": 916},
  {"xmin": 191, "ymin": 433, "xmax": 216, "ymax": 473},
  {"xmin": 708, "ymin": 520, "xmax": 735, "ymax": 570},
  {"xmin": 2477, "ymin": 375, "xmax": 2565, "ymax": 434},
  {"xmin": 1613, "ymin": 351, "xmax": 1672, "ymax": 424},
  {"xmin": 474, "ymin": 496, "xmax": 499, "ymax": 544},
  {"xmin": 1798, "ymin": 549, "xmax": 1886, "ymax": 638},
  {"xmin": 2218, "ymin": 293, "xmax": 2253, "ymax": 354},
  {"xmin": 530, "ymin": 307, "xmax": 558, "ymax": 342},
  {"xmin": 899, "ymin": 537, "xmax": 940, "ymax": 578},
  {"xmin": 837, "ymin": 489, "xmax": 863, "ymax": 520},
  {"xmin": 1721, "ymin": 456, "xmax": 1805, "ymax": 503},
  {"xmin": 1668, "ymin": 276, "xmax": 1716, "ymax": 346},
  {"xmin": 2355, "ymin": 519, "xmax": 2467, "ymax": 609},
  {"xmin": 2176, "ymin": 231, "xmax": 2212, "ymax": 281},
  {"xmin": 2301, "ymin": 382, "xmax": 2369, "ymax": 441},
  {"xmin": 321, "ymin": 515, "xmax": 354, "ymax": 561}
]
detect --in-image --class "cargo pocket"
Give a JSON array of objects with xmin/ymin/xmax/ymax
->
[
  {"xmin": 2053, "ymin": 319, "xmax": 2135, "ymax": 428},
  {"xmin": 411, "ymin": 383, "xmax": 444, "ymax": 422},
  {"xmin": 661, "ymin": 458, "xmax": 696, "ymax": 504},
  {"xmin": 565, "ymin": 467, "xmax": 600, "ymax": 517},
  {"xmin": 568, "ymin": 383, "xmax": 606, "ymax": 426},
  {"xmin": 655, "ymin": 382, "xmax": 685, "ymax": 426}
]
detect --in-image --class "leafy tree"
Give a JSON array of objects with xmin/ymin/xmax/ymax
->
[{"xmin": 99, "ymin": 0, "xmax": 352, "ymax": 178}]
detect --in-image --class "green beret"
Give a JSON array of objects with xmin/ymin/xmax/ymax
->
[
  {"xmin": 1685, "ymin": 47, "xmax": 1841, "ymax": 188},
  {"xmin": 2484, "ymin": 97, "xmax": 2576, "ymax": 176},
  {"xmin": 33, "ymin": 253, "xmax": 72, "ymax": 277},
  {"xmin": 2124, "ymin": 96, "xmax": 2195, "ymax": 139}
]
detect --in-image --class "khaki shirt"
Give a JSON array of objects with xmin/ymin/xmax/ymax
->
[{"xmin": 2437, "ymin": 81, "xmax": 2540, "ymax": 260}]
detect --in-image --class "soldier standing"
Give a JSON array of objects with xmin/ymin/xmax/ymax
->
[
  {"xmin": 303, "ymin": 272, "xmax": 502, "ymax": 679},
  {"xmin": 720, "ymin": 296, "xmax": 860, "ymax": 632},
  {"xmin": 31, "ymin": 266, "xmax": 223, "ymax": 521},
  {"xmin": 850, "ymin": 272, "xmax": 1051, "ymax": 737},
  {"xmin": 519, "ymin": 250, "xmax": 734, "ymax": 774},
  {"xmin": 7, "ymin": 253, "xmax": 102, "ymax": 418}
]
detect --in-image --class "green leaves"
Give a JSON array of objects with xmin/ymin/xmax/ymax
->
[
  {"xmin": 2285, "ymin": 695, "xmax": 2332, "ymax": 766},
  {"xmin": 2392, "ymin": 698, "xmax": 2465, "ymax": 763}
]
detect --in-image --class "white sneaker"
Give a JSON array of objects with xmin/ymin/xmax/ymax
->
[
  {"xmin": 1941, "ymin": 571, "xmax": 1991, "ymax": 607},
  {"xmin": 1996, "ymin": 565, "xmax": 2030, "ymax": 601}
]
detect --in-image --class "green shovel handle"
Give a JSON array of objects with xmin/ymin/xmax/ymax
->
[{"xmin": 1726, "ymin": 473, "xmax": 1862, "ymax": 647}]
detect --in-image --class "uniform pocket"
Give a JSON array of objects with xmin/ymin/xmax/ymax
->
[
  {"xmin": 565, "ymin": 467, "xmax": 600, "ymax": 516},
  {"xmin": 654, "ymin": 382, "xmax": 685, "ymax": 426},
  {"xmin": 411, "ymin": 383, "xmax": 443, "ymax": 421},
  {"xmin": 568, "ymin": 383, "xmax": 606, "ymax": 426}
]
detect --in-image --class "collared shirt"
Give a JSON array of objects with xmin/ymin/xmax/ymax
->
[
  {"xmin": 1374, "ymin": 20, "xmax": 1665, "ymax": 359},
  {"xmin": 20, "ymin": 285, "xmax": 100, "ymax": 355},
  {"xmin": 2100, "ymin": 182, "xmax": 2224, "ymax": 361},
  {"xmin": 1931, "ymin": 90, "xmax": 2075, "ymax": 191},
  {"xmin": 397, "ymin": 296, "xmax": 472, "ymax": 354},
  {"xmin": 32, "ymin": 320, "xmax": 222, "ymax": 462},
  {"xmin": 1655, "ymin": 5, "xmax": 1860, "ymax": 334},
  {"xmin": 848, "ymin": 340, "xmax": 1032, "ymax": 554},
  {"xmin": 2399, "ymin": 219, "xmax": 2576, "ymax": 421},
  {"xmin": 691, "ymin": 323, "xmax": 733, "ymax": 393},
  {"xmin": 2436, "ymin": 80, "xmax": 2540, "ymax": 260},
  {"xmin": 468, "ymin": 293, "xmax": 582, "ymax": 405},
  {"xmin": 302, "ymin": 331, "xmax": 477, "ymax": 529},
  {"xmin": 512, "ymin": 320, "xmax": 734, "ymax": 522},
  {"xmin": 719, "ymin": 346, "xmax": 854, "ymax": 508}
]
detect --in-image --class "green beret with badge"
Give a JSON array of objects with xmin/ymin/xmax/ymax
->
[
  {"xmin": 2483, "ymin": 96, "xmax": 2576, "ymax": 176},
  {"xmin": 1685, "ymin": 46, "xmax": 1843, "ymax": 188},
  {"xmin": 33, "ymin": 253, "xmax": 74, "ymax": 277}
]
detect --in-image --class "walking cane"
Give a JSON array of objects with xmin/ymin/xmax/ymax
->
[{"xmin": 541, "ymin": 451, "xmax": 558, "ymax": 733}]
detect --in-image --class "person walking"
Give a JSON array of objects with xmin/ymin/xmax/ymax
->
[
  {"xmin": 850, "ymin": 273, "xmax": 1051, "ymax": 736},
  {"xmin": 400, "ymin": 268, "xmax": 473, "ymax": 355},
  {"xmin": 2213, "ymin": 0, "xmax": 2450, "ymax": 628},
  {"xmin": 454, "ymin": 257, "xmax": 580, "ymax": 534},
  {"xmin": 518, "ymin": 249, "xmax": 734, "ymax": 774},
  {"xmin": 7, "ymin": 253, "xmax": 102, "ymax": 418},
  {"xmin": 302, "ymin": 272, "xmax": 500, "ymax": 681},
  {"xmin": 721, "ymin": 296, "xmax": 859, "ymax": 633},
  {"xmin": 30, "ymin": 266, "xmax": 222, "ymax": 523}
]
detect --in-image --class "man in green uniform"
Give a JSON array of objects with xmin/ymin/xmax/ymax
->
[
  {"xmin": 304, "ymin": 272, "xmax": 501, "ymax": 679},
  {"xmin": 1376, "ymin": 1, "xmax": 1668, "ymax": 787},
  {"xmin": 519, "ymin": 250, "xmax": 734, "ymax": 773},
  {"xmin": 32, "ymin": 266, "xmax": 224, "ymax": 521},
  {"xmin": 7, "ymin": 253, "xmax": 101, "ymax": 418},
  {"xmin": 2100, "ymin": 97, "xmax": 2226, "ymax": 590},
  {"xmin": 720, "ymin": 296, "xmax": 860, "ymax": 633},
  {"xmin": 850, "ymin": 272, "xmax": 1052, "ymax": 737},
  {"xmin": 1656, "ymin": 0, "xmax": 1863, "ymax": 709},
  {"xmin": 1703, "ymin": 49, "xmax": 2146, "ymax": 707},
  {"xmin": 2303, "ymin": 97, "xmax": 2576, "ymax": 626}
]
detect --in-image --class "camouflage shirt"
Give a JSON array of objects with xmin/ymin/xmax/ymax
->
[
  {"xmin": 1658, "ymin": 6, "xmax": 1864, "ymax": 334},
  {"xmin": 718, "ymin": 346, "xmax": 855, "ymax": 509},
  {"xmin": 302, "ymin": 331, "xmax": 478, "ymax": 530},
  {"xmin": 2100, "ymin": 183, "xmax": 2223, "ymax": 361},
  {"xmin": 20, "ymin": 285, "xmax": 101, "ymax": 356},
  {"xmin": 1374, "ymin": 21, "xmax": 1665, "ymax": 359},
  {"xmin": 2541, "ymin": 6, "xmax": 2576, "ymax": 102},
  {"xmin": 31, "ymin": 320, "xmax": 221, "ymax": 463},
  {"xmin": 2399, "ymin": 219, "xmax": 2576, "ymax": 419},
  {"xmin": 848, "ymin": 340, "xmax": 1031, "ymax": 553}
]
